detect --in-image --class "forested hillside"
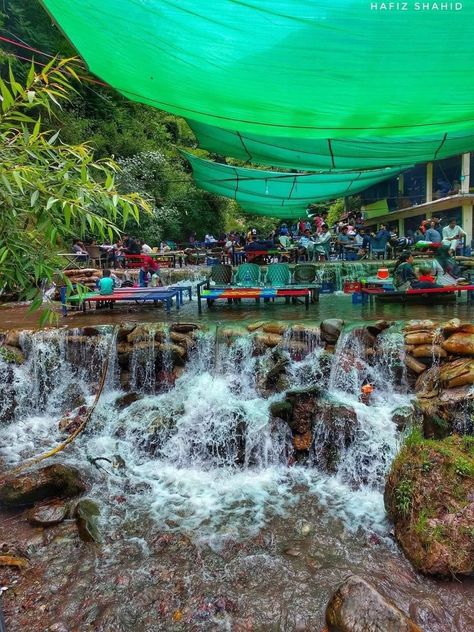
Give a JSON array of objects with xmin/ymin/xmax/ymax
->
[{"xmin": 0, "ymin": 0, "xmax": 242, "ymax": 243}]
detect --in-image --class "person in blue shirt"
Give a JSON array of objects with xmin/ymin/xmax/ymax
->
[
  {"xmin": 98, "ymin": 269, "xmax": 115, "ymax": 295},
  {"xmin": 424, "ymin": 220, "xmax": 442, "ymax": 243}
]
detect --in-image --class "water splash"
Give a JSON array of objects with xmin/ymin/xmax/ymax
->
[{"xmin": 0, "ymin": 323, "xmax": 412, "ymax": 540}]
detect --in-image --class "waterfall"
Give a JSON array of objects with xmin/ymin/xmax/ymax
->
[{"xmin": 0, "ymin": 323, "xmax": 412, "ymax": 539}]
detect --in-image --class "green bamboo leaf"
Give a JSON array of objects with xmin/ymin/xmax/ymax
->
[{"xmin": 30, "ymin": 190, "xmax": 40, "ymax": 207}]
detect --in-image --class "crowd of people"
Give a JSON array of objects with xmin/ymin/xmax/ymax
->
[{"xmin": 70, "ymin": 211, "xmax": 468, "ymax": 275}]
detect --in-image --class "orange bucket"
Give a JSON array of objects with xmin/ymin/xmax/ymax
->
[{"xmin": 377, "ymin": 268, "xmax": 389, "ymax": 280}]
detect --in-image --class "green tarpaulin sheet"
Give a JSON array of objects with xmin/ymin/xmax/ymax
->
[
  {"xmin": 183, "ymin": 151, "xmax": 406, "ymax": 218},
  {"xmin": 187, "ymin": 120, "xmax": 474, "ymax": 171},
  {"xmin": 42, "ymin": 1, "xmax": 474, "ymax": 140}
]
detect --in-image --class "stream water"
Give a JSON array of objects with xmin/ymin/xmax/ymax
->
[{"xmin": 0, "ymin": 325, "xmax": 473, "ymax": 631}]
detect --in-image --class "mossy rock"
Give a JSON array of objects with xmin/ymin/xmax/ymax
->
[
  {"xmin": 74, "ymin": 498, "xmax": 101, "ymax": 543},
  {"xmin": 385, "ymin": 431, "xmax": 474, "ymax": 578},
  {"xmin": 0, "ymin": 345, "xmax": 25, "ymax": 365}
]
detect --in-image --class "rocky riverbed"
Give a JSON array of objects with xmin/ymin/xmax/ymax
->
[{"xmin": 0, "ymin": 319, "xmax": 473, "ymax": 631}]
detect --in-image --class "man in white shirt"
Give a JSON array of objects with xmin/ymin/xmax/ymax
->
[
  {"xmin": 442, "ymin": 219, "xmax": 466, "ymax": 253},
  {"xmin": 313, "ymin": 224, "xmax": 332, "ymax": 260}
]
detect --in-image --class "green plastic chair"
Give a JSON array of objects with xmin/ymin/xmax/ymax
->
[
  {"xmin": 210, "ymin": 264, "xmax": 233, "ymax": 286},
  {"xmin": 265, "ymin": 263, "xmax": 291, "ymax": 287},
  {"xmin": 293, "ymin": 264, "xmax": 317, "ymax": 284},
  {"xmin": 235, "ymin": 263, "xmax": 261, "ymax": 287}
]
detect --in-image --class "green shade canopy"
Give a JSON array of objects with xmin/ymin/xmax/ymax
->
[
  {"xmin": 42, "ymin": 1, "xmax": 474, "ymax": 139},
  {"xmin": 187, "ymin": 120, "xmax": 474, "ymax": 171},
  {"xmin": 183, "ymin": 151, "xmax": 406, "ymax": 218}
]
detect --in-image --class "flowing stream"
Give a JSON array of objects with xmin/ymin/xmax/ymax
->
[{"xmin": 0, "ymin": 325, "xmax": 473, "ymax": 631}]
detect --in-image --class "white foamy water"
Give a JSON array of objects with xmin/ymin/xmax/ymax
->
[{"xmin": 0, "ymin": 325, "xmax": 412, "ymax": 540}]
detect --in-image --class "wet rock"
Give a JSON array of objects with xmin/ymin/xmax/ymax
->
[
  {"xmin": 411, "ymin": 345, "xmax": 447, "ymax": 359},
  {"xmin": 255, "ymin": 333, "xmax": 283, "ymax": 348},
  {"xmin": 403, "ymin": 320, "xmax": 435, "ymax": 333},
  {"xmin": 119, "ymin": 370, "xmax": 131, "ymax": 390},
  {"xmin": 367, "ymin": 320, "xmax": 392, "ymax": 336},
  {"xmin": 385, "ymin": 435, "xmax": 474, "ymax": 578},
  {"xmin": 391, "ymin": 406, "xmax": 416, "ymax": 431},
  {"xmin": 405, "ymin": 355, "xmax": 426, "ymax": 375},
  {"xmin": 127, "ymin": 324, "xmax": 165, "ymax": 344},
  {"xmin": 0, "ymin": 464, "xmax": 87, "ymax": 507},
  {"xmin": 439, "ymin": 357, "xmax": 474, "ymax": 388},
  {"xmin": 58, "ymin": 405, "xmax": 89, "ymax": 435},
  {"xmin": 114, "ymin": 392, "xmax": 141, "ymax": 410},
  {"xmin": 74, "ymin": 498, "xmax": 101, "ymax": 543},
  {"xmin": 247, "ymin": 321, "xmax": 265, "ymax": 332},
  {"xmin": 117, "ymin": 324, "xmax": 136, "ymax": 342},
  {"xmin": 27, "ymin": 499, "xmax": 68, "ymax": 527},
  {"xmin": 405, "ymin": 331, "xmax": 438, "ymax": 346},
  {"xmin": 269, "ymin": 400, "xmax": 293, "ymax": 420},
  {"xmin": 170, "ymin": 330, "xmax": 194, "ymax": 346},
  {"xmin": 415, "ymin": 366, "xmax": 440, "ymax": 398},
  {"xmin": 312, "ymin": 400, "xmax": 357, "ymax": 473},
  {"xmin": 116, "ymin": 342, "xmax": 133, "ymax": 368},
  {"xmin": 320, "ymin": 319, "xmax": 344, "ymax": 343},
  {"xmin": 4, "ymin": 329, "xmax": 22, "ymax": 348},
  {"xmin": 326, "ymin": 575, "xmax": 422, "ymax": 632},
  {"xmin": 442, "ymin": 332, "xmax": 474, "ymax": 356},
  {"xmin": 0, "ymin": 344, "xmax": 25, "ymax": 364},
  {"xmin": 441, "ymin": 319, "xmax": 474, "ymax": 335},
  {"xmin": 171, "ymin": 323, "xmax": 200, "ymax": 334},
  {"xmin": 80, "ymin": 326, "xmax": 101, "ymax": 337},
  {"xmin": 262, "ymin": 322, "xmax": 288, "ymax": 335}
]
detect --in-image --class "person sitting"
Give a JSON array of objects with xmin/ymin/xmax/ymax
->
[
  {"xmin": 298, "ymin": 228, "xmax": 315, "ymax": 260},
  {"xmin": 123, "ymin": 235, "xmax": 141, "ymax": 255},
  {"xmin": 72, "ymin": 239, "xmax": 88, "ymax": 261},
  {"xmin": 431, "ymin": 244, "xmax": 464, "ymax": 285},
  {"xmin": 442, "ymin": 218, "xmax": 466, "ymax": 254},
  {"xmin": 313, "ymin": 224, "xmax": 332, "ymax": 260},
  {"xmin": 159, "ymin": 241, "xmax": 171, "ymax": 253},
  {"xmin": 150, "ymin": 269, "xmax": 162, "ymax": 287},
  {"xmin": 415, "ymin": 264, "xmax": 440, "ymax": 289},
  {"xmin": 424, "ymin": 221, "xmax": 442, "ymax": 244},
  {"xmin": 98, "ymin": 269, "xmax": 115, "ymax": 295},
  {"xmin": 393, "ymin": 252, "xmax": 418, "ymax": 291},
  {"xmin": 336, "ymin": 225, "xmax": 351, "ymax": 254}
]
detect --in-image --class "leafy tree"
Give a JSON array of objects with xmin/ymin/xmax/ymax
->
[{"xmin": 0, "ymin": 58, "xmax": 149, "ymax": 313}]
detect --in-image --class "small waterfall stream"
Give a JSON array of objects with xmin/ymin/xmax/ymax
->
[{"xmin": 0, "ymin": 323, "xmax": 411, "ymax": 538}]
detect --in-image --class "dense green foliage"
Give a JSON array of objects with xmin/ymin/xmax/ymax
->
[
  {"xmin": 0, "ymin": 58, "xmax": 148, "ymax": 311},
  {"xmin": 0, "ymin": 0, "xmax": 237, "ymax": 243}
]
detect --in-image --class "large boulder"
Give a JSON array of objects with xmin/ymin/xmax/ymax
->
[
  {"xmin": 326, "ymin": 575, "xmax": 423, "ymax": 632},
  {"xmin": 0, "ymin": 464, "xmax": 87, "ymax": 507},
  {"xmin": 385, "ymin": 434, "xmax": 474, "ymax": 578}
]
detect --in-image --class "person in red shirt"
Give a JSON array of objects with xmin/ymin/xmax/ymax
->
[{"xmin": 416, "ymin": 264, "xmax": 440, "ymax": 289}]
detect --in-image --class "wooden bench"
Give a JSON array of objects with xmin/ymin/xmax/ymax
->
[
  {"xmin": 66, "ymin": 287, "xmax": 183, "ymax": 313},
  {"xmin": 197, "ymin": 281, "xmax": 312, "ymax": 313}
]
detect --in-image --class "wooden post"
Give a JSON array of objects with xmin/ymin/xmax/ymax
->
[{"xmin": 426, "ymin": 162, "xmax": 433, "ymax": 203}]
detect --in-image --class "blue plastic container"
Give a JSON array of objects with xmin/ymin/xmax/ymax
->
[
  {"xmin": 352, "ymin": 292, "xmax": 363, "ymax": 304},
  {"xmin": 320, "ymin": 281, "xmax": 335, "ymax": 293},
  {"xmin": 206, "ymin": 257, "xmax": 220, "ymax": 266}
]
